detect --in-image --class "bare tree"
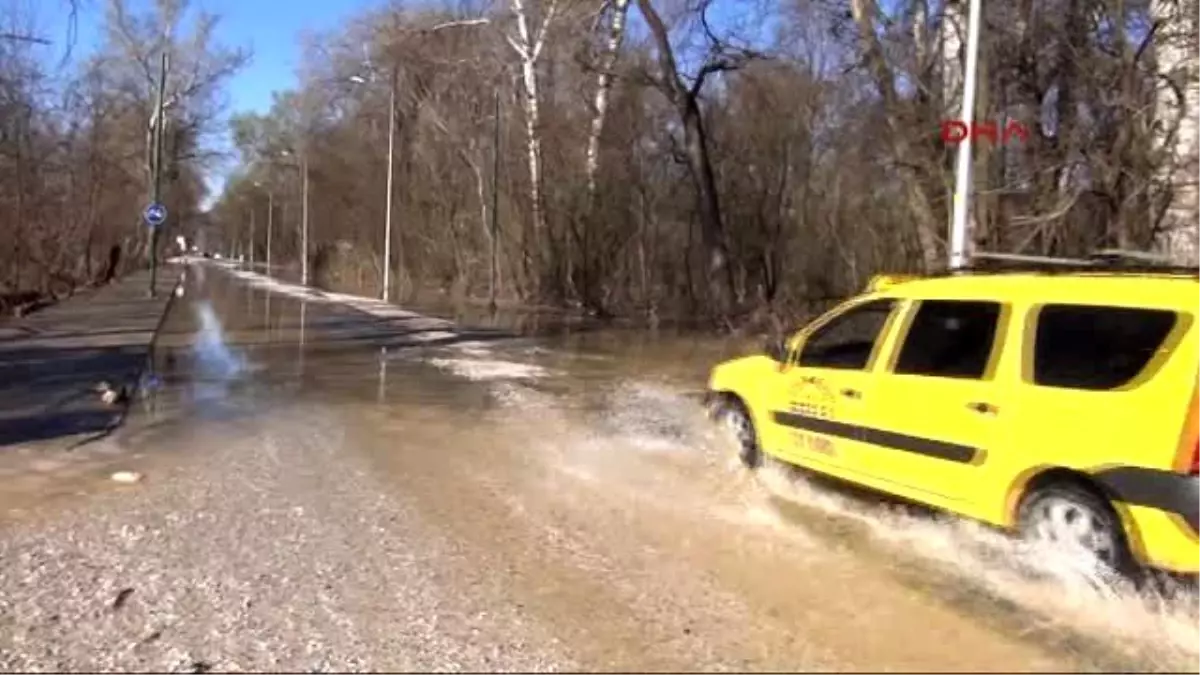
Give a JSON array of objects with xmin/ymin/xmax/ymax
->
[
  {"xmin": 506, "ymin": 0, "xmax": 563, "ymax": 295},
  {"xmin": 584, "ymin": 0, "xmax": 630, "ymax": 200},
  {"xmin": 202, "ymin": 0, "xmax": 1197, "ymax": 327},
  {"xmin": 633, "ymin": 0, "xmax": 765, "ymax": 318}
]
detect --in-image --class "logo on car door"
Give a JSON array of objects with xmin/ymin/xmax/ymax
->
[{"xmin": 786, "ymin": 378, "xmax": 837, "ymax": 456}]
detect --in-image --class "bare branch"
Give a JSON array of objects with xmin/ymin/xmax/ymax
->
[
  {"xmin": 0, "ymin": 32, "xmax": 50, "ymax": 45},
  {"xmin": 505, "ymin": 33, "xmax": 529, "ymax": 59},
  {"xmin": 427, "ymin": 18, "xmax": 491, "ymax": 32}
]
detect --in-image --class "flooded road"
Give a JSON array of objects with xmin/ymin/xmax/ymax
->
[{"xmin": 0, "ymin": 261, "xmax": 1196, "ymax": 672}]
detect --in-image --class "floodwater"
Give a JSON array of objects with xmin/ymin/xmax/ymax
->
[{"xmin": 1, "ymin": 260, "xmax": 1196, "ymax": 672}]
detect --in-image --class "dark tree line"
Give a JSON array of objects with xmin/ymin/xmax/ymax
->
[
  {"xmin": 0, "ymin": 0, "xmax": 247, "ymax": 315},
  {"xmin": 6, "ymin": 0, "xmax": 1193, "ymax": 324}
]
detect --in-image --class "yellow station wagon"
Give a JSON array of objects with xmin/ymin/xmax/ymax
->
[{"xmin": 706, "ymin": 254, "xmax": 1199, "ymax": 576}]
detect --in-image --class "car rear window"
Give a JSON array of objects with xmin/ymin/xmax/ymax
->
[{"xmin": 1033, "ymin": 304, "xmax": 1179, "ymax": 390}]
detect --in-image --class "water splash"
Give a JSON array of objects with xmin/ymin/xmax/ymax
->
[
  {"xmin": 499, "ymin": 370, "xmax": 1198, "ymax": 671},
  {"xmin": 750, "ymin": 449, "xmax": 1199, "ymax": 671},
  {"xmin": 597, "ymin": 382, "xmax": 708, "ymax": 454},
  {"xmin": 429, "ymin": 357, "xmax": 552, "ymax": 382}
]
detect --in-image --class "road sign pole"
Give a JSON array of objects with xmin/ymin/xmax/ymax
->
[
  {"xmin": 148, "ymin": 50, "xmax": 169, "ymax": 296},
  {"xmin": 148, "ymin": 50, "xmax": 168, "ymax": 298}
]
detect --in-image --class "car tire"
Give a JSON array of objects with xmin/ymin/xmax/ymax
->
[
  {"xmin": 1017, "ymin": 482, "xmax": 1136, "ymax": 577},
  {"xmin": 710, "ymin": 395, "xmax": 761, "ymax": 469}
]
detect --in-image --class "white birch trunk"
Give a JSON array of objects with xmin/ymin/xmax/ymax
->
[
  {"xmin": 938, "ymin": 0, "xmax": 964, "ymax": 115},
  {"xmin": 1151, "ymin": 0, "xmax": 1199, "ymax": 264},
  {"xmin": 507, "ymin": 0, "xmax": 558, "ymax": 279},
  {"xmin": 584, "ymin": 0, "xmax": 630, "ymax": 199},
  {"xmin": 520, "ymin": 57, "xmax": 545, "ymax": 254}
]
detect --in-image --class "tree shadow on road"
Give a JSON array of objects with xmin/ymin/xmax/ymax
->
[
  {"xmin": 0, "ymin": 409, "xmax": 125, "ymax": 448},
  {"xmin": 0, "ymin": 343, "xmax": 149, "ymax": 449}
]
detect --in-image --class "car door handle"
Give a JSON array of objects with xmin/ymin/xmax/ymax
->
[
  {"xmin": 840, "ymin": 388, "xmax": 862, "ymax": 399},
  {"xmin": 966, "ymin": 401, "xmax": 998, "ymax": 415}
]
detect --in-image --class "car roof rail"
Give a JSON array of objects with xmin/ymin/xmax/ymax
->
[
  {"xmin": 1088, "ymin": 248, "xmax": 1175, "ymax": 265},
  {"xmin": 971, "ymin": 252, "xmax": 1093, "ymax": 267},
  {"xmin": 949, "ymin": 250, "xmax": 1199, "ymax": 277}
]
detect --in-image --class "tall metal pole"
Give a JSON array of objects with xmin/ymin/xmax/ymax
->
[
  {"xmin": 266, "ymin": 190, "xmax": 274, "ymax": 273},
  {"xmin": 249, "ymin": 204, "xmax": 256, "ymax": 267},
  {"xmin": 301, "ymin": 151, "xmax": 310, "ymax": 286},
  {"xmin": 489, "ymin": 88, "xmax": 500, "ymax": 311},
  {"xmin": 383, "ymin": 67, "xmax": 397, "ymax": 301},
  {"xmin": 949, "ymin": 0, "xmax": 983, "ymax": 269},
  {"xmin": 148, "ymin": 50, "xmax": 168, "ymax": 297}
]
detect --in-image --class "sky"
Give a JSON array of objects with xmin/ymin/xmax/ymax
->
[{"xmin": 42, "ymin": 0, "xmax": 387, "ymax": 206}]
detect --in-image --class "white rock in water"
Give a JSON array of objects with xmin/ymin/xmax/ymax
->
[{"xmin": 110, "ymin": 471, "xmax": 143, "ymax": 484}]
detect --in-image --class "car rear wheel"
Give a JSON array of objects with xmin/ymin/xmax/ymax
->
[
  {"xmin": 710, "ymin": 395, "xmax": 761, "ymax": 469},
  {"xmin": 1017, "ymin": 482, "xmax": 1135, "ymax": 577}
]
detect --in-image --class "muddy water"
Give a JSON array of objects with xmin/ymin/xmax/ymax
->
[
  {"xmin": 2, "ymin": 262, "xmax": 1197, "ymax": 672},
  {"xmin": 351, "ymin": 323, "xmax": 1199, "ymax": 672}
]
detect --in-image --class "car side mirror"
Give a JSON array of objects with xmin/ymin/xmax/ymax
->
[{"xmin": 764, "ymin": 337, "xmax": 788, "ymax": 363}]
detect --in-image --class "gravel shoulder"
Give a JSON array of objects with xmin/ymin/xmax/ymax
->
[{"xmin": 0, "ymin": 402, "xmax": 575, "ymax": 673}]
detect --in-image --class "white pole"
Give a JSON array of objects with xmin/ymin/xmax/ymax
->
[
  {"xmin": 383, "ymin": 70, "xmax": 396, "ymax": 301},
  {"xmin": 266, "ymin": 190, "xmax": 273, "ymax": 272},
  {"xmin": 949, "ymin": 0, "xmax": 983, "ymax": 269},
  {"xmin": 301, "ymin": 151, "xmax": 310, "ymax": 286},
  {"xmin": 249, "ymin": 204, "xmax": 256, "ymax": 266}
]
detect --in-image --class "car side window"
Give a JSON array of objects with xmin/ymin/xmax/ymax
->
[
  {"xmin": 894, "ymin": 300, "xmax": 1001, "ymax": 380},
  {"xmin": 797, "ymin": 299, "xmax": 896, "ymax": 371},
  {"xmin": 1033, "ymin": 304, "xmax": 1178, "ymax": 390}
]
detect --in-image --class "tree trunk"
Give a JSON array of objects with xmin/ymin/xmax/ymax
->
[
  {"xmin": 580, "ymin": 0, "xmax": 630, "ymax": 311},
  {"xmin": 855, "ymin": 0, "xmax": 943, "ymax": 270},
  {"xmin": 584, "ymin": 0, "xmax": 630, "ymax": 199},
  {"xmin": 679, "ymin": 99, "xmax": 736, "ymax": 313},
  {"xmin": 1151, "ymin": 0, "xmax": 1200, "ymax": 263},
  {"xmin": 507, "ymin": 0, "xmax": 559, "ymax": 298},
  {"xmin": 634, "ymin": 0, "xmax": 736, "ymax": 317}
]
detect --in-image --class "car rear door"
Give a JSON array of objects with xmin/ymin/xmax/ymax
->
[{"xmin": 856, "ymin": 299, "xmax": 1009, "ymax": 506}]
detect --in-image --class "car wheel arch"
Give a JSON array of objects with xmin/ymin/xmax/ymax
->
[
  {"xmin": 1006, "ymin": 466, "xmax": 1148, "ymax": 562},
  {"xmin": 709, "ymin": 390, "xmax": 756, "ymax": 422}
]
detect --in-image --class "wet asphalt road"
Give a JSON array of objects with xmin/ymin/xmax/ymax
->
[{"xmin": 0, "ymin": 262, "xmax": 1195, "ymax": 673}]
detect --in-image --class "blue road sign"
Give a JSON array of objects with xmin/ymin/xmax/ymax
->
[{"xmin": 143, "ymin": 202, "xmax": 168, "ymax": 227}]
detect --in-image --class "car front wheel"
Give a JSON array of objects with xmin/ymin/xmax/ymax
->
[{"xmin": 709, "ymin": 395, "xmax": 761, "ymax": 469}]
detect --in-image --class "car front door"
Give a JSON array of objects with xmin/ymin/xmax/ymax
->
[
  {"xmin": 768, "ymin": 298, "xmax": 901, "ymax": 470},
  {"xmin": 861, "ymin": 299, "xmax": 1008, "ymax": 506}
]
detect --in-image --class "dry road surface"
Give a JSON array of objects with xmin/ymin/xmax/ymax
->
[{"xmin": 0, "ymin": 261, "xmax": 1196, "ymax": 673}]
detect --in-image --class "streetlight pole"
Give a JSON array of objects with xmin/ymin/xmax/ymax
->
[
  {"xmin": 266, "ymin": 189, "xmax": 274, "ymax": 272},
  {"xmin": 301, "ymin": 150, "xmax": 310, "ymax": 286},
  {"xmin": 383, "ymin": 67, "xmax": 397, "ymax": 301},
  {"xmin": 949, "ymin": 0, "xmax": 983, "ymax": 269},
  {"xmin": 249, "ymin": 203, "xmax": 256, "ymax": 267},
  {"xmin": 490, "ymin": 88, "xmax": 500, "ymax": 311},
  {"xmin": 148, "ymin": 50, "xmax": 168, "ymax": 297}
]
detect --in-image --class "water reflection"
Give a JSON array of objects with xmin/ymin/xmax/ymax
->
[
  {"xmin": 264, "ymin": 286, "xmax": 272, "ymax": 340},
  {"xmin": 377, "ymin": 347, "xmax": 388, "ymax": 404},
  {"xmin": 298, "ymin": 299, "xmax": 307, "ymax": 377},
  {"xmin": 192, "ymin": 301, "xmax": 245, "ymax": 405}
]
